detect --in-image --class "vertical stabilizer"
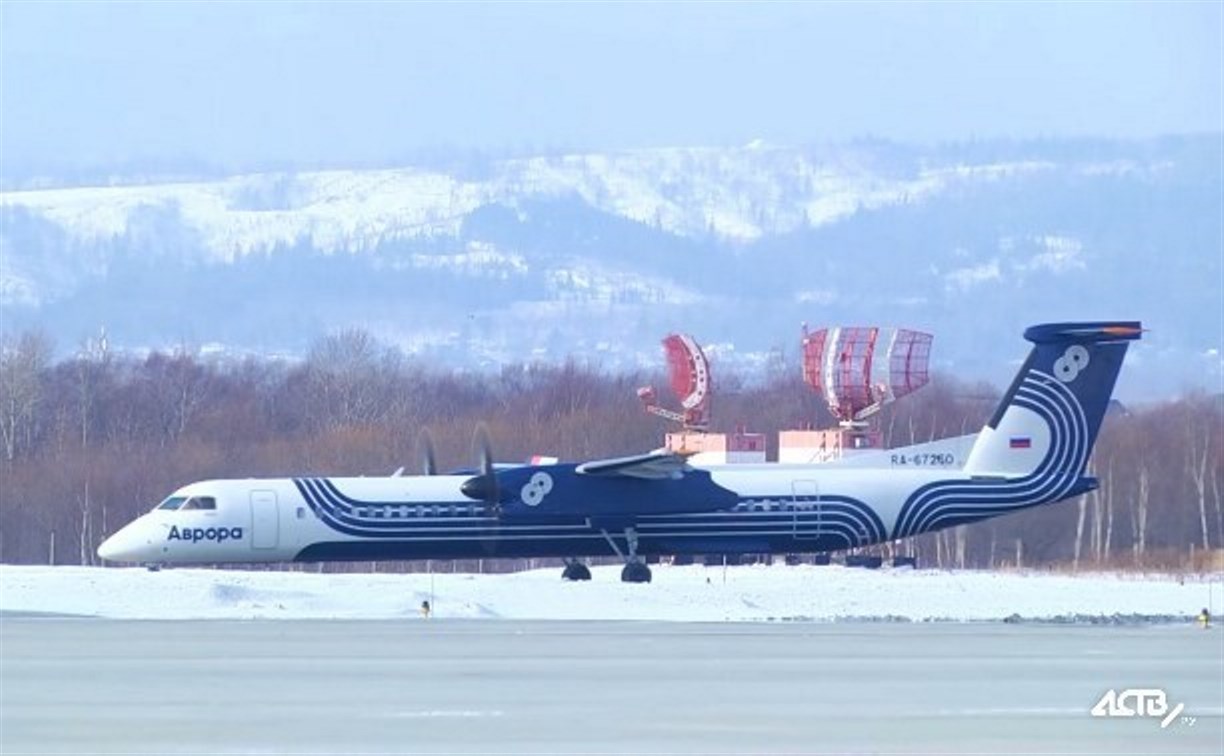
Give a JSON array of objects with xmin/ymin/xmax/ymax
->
[
  {"xmin": 963, "ymin": 322, "xmax": 1141, "ymax": 477},
  {"xmin": 894, "ymin": 322, "xmax": 1141, "ymax": 539}
]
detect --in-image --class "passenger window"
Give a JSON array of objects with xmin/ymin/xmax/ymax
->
[{"xmin": 180, "ymin": 497, "xmax": 217, "ymax": 511}]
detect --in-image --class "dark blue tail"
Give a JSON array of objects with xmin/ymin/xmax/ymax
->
[
  {"xmin": 963, "ymin": 322, "xmax": 1140, "ymax": 477},
  {"xmin": 894, "ymin": 322, "xmax": 1140, "ymax": 539}
]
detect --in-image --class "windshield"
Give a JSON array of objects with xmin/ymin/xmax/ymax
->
[
  {"xmin": 180, "ymin": 496, "xmax": 216, "ymax": 511},
  {"xmin": 155, "ymin": 496, "xmax": 187, "ymax": 511}
]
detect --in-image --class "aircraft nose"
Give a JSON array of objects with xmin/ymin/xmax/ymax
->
[
  {"xmin": 96, "ymin": 533, "xmax": 122, "ymax": 561},
  {"xmin": 97, "ymin": 521, "xmax": 152, "ymax": 563}
]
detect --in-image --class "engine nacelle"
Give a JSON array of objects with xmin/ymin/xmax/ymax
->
[{"xmin": 483, "ymin": 463, "xmax": 738, "ymax": 519}]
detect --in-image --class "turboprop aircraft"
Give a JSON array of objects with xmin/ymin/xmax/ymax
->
[{"xmin": 98, "ymin": 322, "xmax": 1141, "ymax": 582}]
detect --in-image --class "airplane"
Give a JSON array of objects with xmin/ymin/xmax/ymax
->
[{"xmin": 98, "ymin": 321, "xmax": 1141, "ymax": 583}]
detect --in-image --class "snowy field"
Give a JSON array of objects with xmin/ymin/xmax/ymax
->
[{"xmin": 1, "ymin": 564, "xmax": 1220, "ymax": 623}]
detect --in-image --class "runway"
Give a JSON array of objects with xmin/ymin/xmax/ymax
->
[{"xmin": 1, "ymin": 618, "xmax": 1221, "ymax": 754}]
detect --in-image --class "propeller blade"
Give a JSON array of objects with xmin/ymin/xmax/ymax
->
[
  {"xmin": 461, "ymin": 423, "xmax": 500, "ymax": 507},
  {"xmin": 468, "ymin": 423, "xmax": 501, "ymax": 555},
  {"xmin": 475, "ymin": 423, "xmax": 495, "ymax": 478},
  {"xmin": 417, "ymin": 428, "xmax": 438, "ymax": 476}
]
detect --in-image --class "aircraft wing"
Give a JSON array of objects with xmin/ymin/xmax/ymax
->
[
  {"xmin": 466, "ymin": 450, "xmax": 734, "ymax": 517},
  {"xmin": 574, "ymin": 450, "xmax": 692, "ymax": 480}
]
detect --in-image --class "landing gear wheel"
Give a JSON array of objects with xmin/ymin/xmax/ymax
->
[
  {"xmin": 621, "ymin": 561, "xmax": 652, "ymax": 583},
  {"xmin": 561, "ymin": 561, "xmax": 592, "ymax": 581}
]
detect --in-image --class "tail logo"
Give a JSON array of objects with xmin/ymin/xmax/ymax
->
[{"xmin": 1054, "ymin": 344, "xmax": 1090, "ymax": 383}]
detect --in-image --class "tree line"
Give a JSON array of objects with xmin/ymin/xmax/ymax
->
[{"xmin": 1, "ymin": 328, "xmax": 1220, "ymax": 571}]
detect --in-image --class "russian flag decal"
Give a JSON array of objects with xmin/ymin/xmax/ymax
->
[{"xmin": 1009, "ymin": 437, "xmax": 1032, "ymax": 449}]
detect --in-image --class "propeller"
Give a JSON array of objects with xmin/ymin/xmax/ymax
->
[
  {"xmin": 460, "ymin": 423, "xmax": 500, "ymax": 507},
  {"xmin": 459, "ymin": 423, "xmax": 503, "ymax": 556},
  {"xmin": 417, "ymin": 428, "xmax": 438, "ymax": 476}
]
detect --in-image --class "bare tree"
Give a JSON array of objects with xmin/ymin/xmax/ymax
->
[
  {"xmin": 1186, "ymin": 413, "xmax": 1212, "ymax": 550},
  {"xmin": 1133, "ymin": 465, "xmax": 1150, "ymax": 564},
  {"xmin": 71, "ymin": 329, "xmax": 111, "ymax": 449},
  {"xmin": 0, "ymin": 330, "xmax": 51, "ymax": 460},
  {"xmin": 1213, "ymin": 464, "xmax": 1223, "ymax": 558},
  {"xmin": 304, "ymin": 329, "xmax": 400, "ymax": 430},
  {"xmin": 1104, "ymin": 462, "xmax": 1115, "ymax": 560},
  {"xmin": 1073, "ymin": 493, "xmax": 1087, "ymax": 571},
  {"xmin": 142, "ymin": 349, "xmax": 211, "ymax": 444}
]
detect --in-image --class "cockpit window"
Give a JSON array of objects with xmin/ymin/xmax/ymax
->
[
  {"xmin": 180, "ymin": 496, "xmax": 217, "ymax": 511},
  {"xmin": 156, "ymin": 496, "xmax": 187, "ymax": 511}
]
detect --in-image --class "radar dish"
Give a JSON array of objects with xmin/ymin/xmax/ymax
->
[
  {"xmin": 803, "ymin": 325, "xmax": 933, "ymax": 423},
  {"xmin": 638, "ymin": 333, "xmax": 712, "ymax": 430},
  {"xmin": 888, "ymin": 329, "xmax": 933, "ymax": 401}
]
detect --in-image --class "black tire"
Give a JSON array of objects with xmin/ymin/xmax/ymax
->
[
  {"xmin": 562, "ymin": 563, "xmax": 592, "ymax": 581},
  {"xmin": 621, "ymin": 562, "xmax": 652, "ymax": 583}
]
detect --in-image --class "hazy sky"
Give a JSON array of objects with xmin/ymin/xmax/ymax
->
[{"xmin": 2, "ymin": 1, "xmax": 1221, "ymax": 172}]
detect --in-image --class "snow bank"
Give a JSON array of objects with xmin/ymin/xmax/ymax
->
[{"xmin": 1, "ymin": 564, "xmax": 1219, "ymax": 623}]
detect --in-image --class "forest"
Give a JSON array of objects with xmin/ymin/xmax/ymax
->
[{"xmin": 1, "ymin": 328, "xmax": 1220, "ymax": 572}]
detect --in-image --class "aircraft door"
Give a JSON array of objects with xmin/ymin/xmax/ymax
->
[
  {"xmin": 250, "ymin": 490, "xmax": 279, "ymax": 550},
  {"xmin": 792, "ymin": 480, "xmax": 821, "ymax": 540}
]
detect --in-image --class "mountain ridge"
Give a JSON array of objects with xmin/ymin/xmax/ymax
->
[{"xmin": 2, "ymin": 138, "xmax": 1220, "ymax": 399}]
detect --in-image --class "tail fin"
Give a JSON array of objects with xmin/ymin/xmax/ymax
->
[{"xmin": 963, "ymin": 322, "xmax": 1141, "ymax": 476}]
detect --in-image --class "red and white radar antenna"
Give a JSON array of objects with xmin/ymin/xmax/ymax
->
[
  {"xmin": 802, "ymin": 326, "xmax": 932, "ymax": 424},
  {"xmin": 636, "ymin": 333, "xmax": 712, "ymax": 431}
]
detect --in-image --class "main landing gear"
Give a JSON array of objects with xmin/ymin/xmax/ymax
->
[
  {"xmin": 561, "ymin": 559, "xmax": 592, "ymax": 581},
  {"xmin": 620, "ymin": 561, "xmax": 651, "ymax": 583},
  {"xmin": 600, "ymin": 527, "xmax": 652, "ymax": 583}
]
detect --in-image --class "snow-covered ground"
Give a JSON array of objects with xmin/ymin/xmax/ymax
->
[{"xmin": 1, "ymin": 564, "xmax": 1219, "ymax": 623}]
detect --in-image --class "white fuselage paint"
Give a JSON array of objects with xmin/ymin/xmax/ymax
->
[{"xmin": 97, "ymin": 445, "xmax": 973, "ymax": 565}]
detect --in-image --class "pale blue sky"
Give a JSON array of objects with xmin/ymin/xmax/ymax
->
[{"xmin": 2, "ymin": 1, "xmax": 1221, "ymax": 173}]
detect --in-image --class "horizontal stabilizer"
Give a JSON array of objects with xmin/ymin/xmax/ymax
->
[{"xmin": 1022, "ymin": 322, "xmax": 1142, "ymax": 344}]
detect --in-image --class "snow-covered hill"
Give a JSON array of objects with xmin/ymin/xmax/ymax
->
[
  {"xmin": 1, "ymin": 564, "xmax": 1218, "ymax": 623},
  {"xmin": 1, "ymin": 139, "xmax": 1220, "ymax": 395},
  {"xmin": 0, "ymin": 148, "xmax": 1160, "ymax": 262}
]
